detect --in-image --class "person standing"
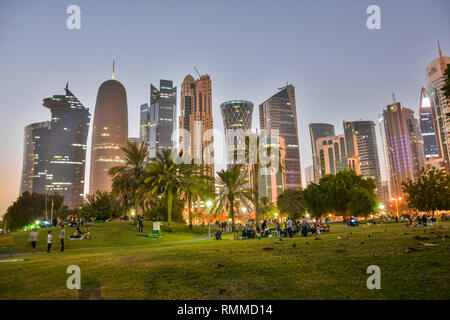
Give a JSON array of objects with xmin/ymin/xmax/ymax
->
[
  {"xmin": 29, "ymin": 228, "xmax": 38, "ymax": 253},
  {"xmin": 59, "ymin": 225, "xmax": 65, "ymax": 252},
  {"xmin": 286, "ymin": 218, "xmax": 293, "ymax": 238},
  {"xmin": 47, "ymin": 230, "xmax": 52, "ymax": 253},
  {"xmin": 302, "ymin": 216, "xmax": 308, "ymax": 237},
  {"xmin": 276, "ymin": 220, "xmax": 281, "ymax": 238}
]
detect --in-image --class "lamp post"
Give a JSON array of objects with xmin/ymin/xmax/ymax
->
[
  {"xmin": 206, "ymin": 200, "xmax": 213, "ymax": 238},
  {"xmin": 391, "ymin": 197, "xmax": 402, "ymax": 218}
]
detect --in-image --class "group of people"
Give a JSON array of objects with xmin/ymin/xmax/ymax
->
[
  {"xmin": 401, "ymin": 213, "xmax": 437, "ymax": 227},
  {"xmin": 28, "ymin": 225, "xmax": 66, "ymax": 253}
]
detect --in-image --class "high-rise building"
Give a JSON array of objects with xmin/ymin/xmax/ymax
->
[
  {"xmin": 90, "ymin": 64, "xmax": 128, "ymax": 194},
  {"xmin": 343, "ymin": 120, "xmax": 382, "ymax": 200},
  {"xmin": 315, "ymin": 134, "xmax": 360, "ymax": 176},
  {"xmin": 426, "ymin": 41, "xmax": 450, "ymax": 172},
  {"xmin": 20, "ymin": 121, "xmax": 50, "ymax": 195},
  {"xmin": 305, "ymin": 165, "xmax": 314, "ymax": 186},
  {"xmin": 379, "ymin": 101, "xmax": 424, "ymax": 199},
  {"xmin": 419, "ymin": 86, "xmax": 440, "ymax": 160},
  {"xmin": 20, "ymin": 84, "xmax": 90, "ymax": 208},
  {"xmin": 309, "ymin": 123, "xmax": 335, "ymax": 183},
  {"xmin": 220, "ymin": 100, "xmax": 253, "ymax": 166},
  {"xmin": 259, "ymin": 84, "xmax": 302, "ymax": 193},
  {"xmin": 128, "ymin": 137, "xmax": 140, "ymax": 145},
  {"xmin": 140, "ymin": 80, "xmax": 176, "ymax": 158},
  {"xmin": 179, "ymin": 73, "xmax": 214, "ymax": 177}
]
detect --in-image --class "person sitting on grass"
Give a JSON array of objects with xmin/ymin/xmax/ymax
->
[
  {"xmin": 83, "ymin": 227, "xmax": 91, "ymax": 239},
  {"xmin": 215, "ymin": 230, "xmax": 222, "ymax": 240}
]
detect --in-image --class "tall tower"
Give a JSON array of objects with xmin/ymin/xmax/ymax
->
[
  {"xmin": 179, "ymin": 73, "xmax": 214, "ymax": 177},
  {"xmin": 379, "ymin": 101, "xmax": 423, "ymax": 199},
  {"xmin": 220, "ymin": 100, "xmax": 253, "ymax": 166},
  {"xmin": 419, "ymin": 86, "xmax": 440, "ymax": 160},
  {"xmin": 343, "ymin": 120, "xmax": 382, "ymax": 200},
  {"xmin": 426, "ymin": 41, "xmax": 450, "ymax": 172},
  {"xmin": 309, "ymin": 123, "xmax": 335, "ymax": 183},
  {"xmin": 140, "ymin": 80, "xmax": 176, "ymax": 158},
  {"xmin": 89, "ymin": 63, "xmax": 128, "ymax": 194},
  {"xmin": 259, "ymin": 84, "xmax": 302, "ymax": 195}
]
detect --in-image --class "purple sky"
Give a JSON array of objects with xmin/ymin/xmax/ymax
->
[{"xmin": 0, "ymin": 0, "xmax": 449, "ymax": 215}]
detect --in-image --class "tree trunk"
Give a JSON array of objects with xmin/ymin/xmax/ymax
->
[
  {"xmin": 188, "ymin": 195, "xmax": 193, "ymax": 229},
  {"xmin": 167, "ymin": 187, "xmax": 173, "ymax": 230},
  {"xmin": 230, "ymin": 198, "xmax": 235, "ymax": 232},
  {"xmin": 253, "ymin": 163, "xmax": 260, "ymax": 227}
]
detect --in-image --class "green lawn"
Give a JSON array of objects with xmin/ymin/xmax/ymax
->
[{"xmin": 0, "ymin": 220, "xmax": 449, "ymax": 300}]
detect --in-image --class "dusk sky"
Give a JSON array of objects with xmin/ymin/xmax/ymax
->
[{"xmin": 0, "ymin": 0, "xmax": 449, "ymax": 215}]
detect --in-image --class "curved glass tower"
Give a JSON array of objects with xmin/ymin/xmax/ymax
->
[{"xmin": 89, "ymin": 68, "xmax": 128, "ymax": 194}]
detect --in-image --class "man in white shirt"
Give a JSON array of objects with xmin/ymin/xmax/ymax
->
[
  {"xmin": 286, "ymin": 218, "xmax": 293, "ymax": 238},
  {"xmin": 29, "ymin": 228, "xmax": 38, "ymax": 253},
  {"xmin": 47, "ymin": 230, "xmax": 53, "ymax": 253}
]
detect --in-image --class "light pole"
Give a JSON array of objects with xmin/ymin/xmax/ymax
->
[
  {"xmin": 391, "ymin": 197, "xmax": 402, "ymax": 218},
  {"xmin": 206, "ymin": 200, "xmax": 213, "ymax": 238},
  {"xmin": 242, "ymin": 206, "xmax": 247, "ymax": 224}
]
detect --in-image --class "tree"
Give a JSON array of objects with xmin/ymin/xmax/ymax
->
[
  {"xmin": 303, "ymin": 170, "xmax": 377, "ymax": 219},
  {"xmin": 140, "ymin": 149, "xmax": 207, "ymax": 230},
  {"xmin": 442, "ymin": 64, "xmax": 450, "ymax": 100},
  {"xmin": 79, "ymin": 191, "xmax": 119, "ymax": 219},
  {"xmin": 2, "ymin": 192, "xmax": 64, "ymax": 230},
  {"xmin": 109, "ymin": 141, "xmax": 148, "ymax": 224},
  {"xmin": 277, "ymin": 189, "xmax": 305, "ymax": 220},
  {"xmin": 259, "ymin": 197, "xmax": 277, "ymax": 220},
  {"xmin": 214, "ymin": 165, "xmax": 251, "ymax": 231},
  {"xmin": 402, "ymin": 168, "xmax": 450, "ymax": 215}
]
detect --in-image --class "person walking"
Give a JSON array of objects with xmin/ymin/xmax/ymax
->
[
  {"xmin": 302, "ymin": 216, "xmax": 308, "ymax": 237},
  {"xmin": 59, "ymin": 225, "xmax": 65, "ymax": 252},
  {"xmin": 29, "ymin": 228, "xmax": 38, "ymax": 253},
  {"xmin": 47, "ymin": 230, "xmax": 52, "ymax": 253},
  {"xmin": 286, "ymin": 218, "xmax": 293, "ymax": 238}
]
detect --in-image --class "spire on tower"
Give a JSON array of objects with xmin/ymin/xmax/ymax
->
[
  {"xmin": 65, "ymin": 81, "xmax": 69, "ymax": 90},
  {"xmin": 392, "ymin": 92, "xmax": 396, "ymax": 104},
  {"xmin": 438, "ymin": 40, "xmax": 446, "ymax": 72},
  {"xmin": 112, "ymin": 60, "xmax": 115, "ymax": 80}
]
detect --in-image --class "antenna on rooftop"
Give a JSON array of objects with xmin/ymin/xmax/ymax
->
[{"xmin": 194, "ymin": 66, "xmax": 201, "ymax": 78}]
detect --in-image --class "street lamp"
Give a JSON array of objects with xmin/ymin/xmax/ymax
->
[
  {"xmin": 241, "ymin": 206, "xmax": 247, "ymax": 223},
  {"xmin": 206, "ymin": 200, "xmax": 213, "ymax": 238},
  {"xmin": 391, "ymin": 197, "xmax": 402, "ymax": 218}
]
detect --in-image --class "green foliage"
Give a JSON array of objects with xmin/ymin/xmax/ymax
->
[
  {"xmin": 276, "ymin": 189, "xmax": 305, "ymax": 220},
  {"xmin": 402, "ymin": 168, "xmax": 450, "ymax": 212},
  {"xmin": 2, "ymin": 192, "xmax": 65, "ymax": 230},
  {"xmin": 303, "ymin": 170, "xmax": 377, "ymax": 217},
  {"xmin": 442, "ymin": 64, "xmax": 450, "ymax": 101},
  {"xmin": 214, "ymin": 165, "xmax": 251, "ymax": 231},
  {"xmin": 79, "ymin": 191, "xmax": 121, "ymax": 219},
  {"xmin": 145, "ymin": 195, "xmax": 185, "ymax": 223},
  {"xmin": 259, "ymin": 197, "xmax": 278, "ymax": 220}
]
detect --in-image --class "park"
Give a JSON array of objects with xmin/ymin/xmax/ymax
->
[{"xmin": 1, "ymin": 217, "xmax": 449, "ymax": 300}]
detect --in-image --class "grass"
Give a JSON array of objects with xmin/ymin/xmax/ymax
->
[{"xmin": 0, "ymin": 220, "xmax": 449, "ymax": 300}]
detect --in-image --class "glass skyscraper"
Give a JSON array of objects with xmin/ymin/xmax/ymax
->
[
  {"xmin": 419, "ymin": 86, "xmax": 440, "ymax": 160},
  {"xmin": 20, "ymin": 84, "xmax": 90, "ymax": 208},
  {"xmin": 259, "ymin": 84, "xmax": 302, "ymax": 198},
  {"xmin": 343, "ymin": 120, "xmax": 383, "ymax": 200},
  {"xmin": 140, "ymin": 80, "xmax": 177, "ymax": 158}
]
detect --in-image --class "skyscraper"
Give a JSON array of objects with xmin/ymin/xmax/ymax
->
[
  {"xmin": 304, "ymin": 165, "xmax": 314, "ymax": 186},
  {"xmin": 343, "ymin": 120, "xmax": 382, "ymax": 200},
  {"xmin": 379, "ymin": 101, "xmax": 424, "ymax": 199},
  {"xmin": 90, "ymin": 64, "xmax": 128, "ymax": 194},
  {"xmin": 20, "ymin": 84, "xmax": 90, "ymax": 208},
  {"xmin": 426, "ymin": 41, "xmax": 450, "ymax": 172},
  {"xmin": 179, "ymin": 73, "xmax": 214, "ymax": 177},
  {"xmin": 140, "ymin": 80, "xmax": 176, "ymax": 158},
  {"xmin": 309, "ymin": 123, "xmax": 335, "ymax": 183},
  {"xmin": 220, "ymin": 100, "xmax": 253, "ymax": 166},
  {"xmin": 259, "ymin": 84, "xmax": 302, "ymax": 192},
  {"xmin": 419, "ymin": 86, "xmax": 440, "ymax": 160},
  {"xmin": 20, "ymin": 121, "xmax": 50, "ymax": 195}
]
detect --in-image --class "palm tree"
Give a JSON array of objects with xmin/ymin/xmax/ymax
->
[
  {"xmin": 140, "ymin": 149, "xmax": 208, "ymax": 230},
  {"xmin": 277, "ymin": 189, "xmax": 305, "ymax": 220},
  {"xmin": 108, "ymin": 141, "xmax": 148, "ymax": 224},
  {"xmin": 214, "ymin": 165, "xmax": 251, "ymax": 231},
  {"xmin": 259, "ymin": 196, "xmax": 277, "ymax": 220}
]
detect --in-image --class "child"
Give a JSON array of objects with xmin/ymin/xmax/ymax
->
[{"xmin": 47, "ymin": 230, "xmax": 52, "ymax": 253}]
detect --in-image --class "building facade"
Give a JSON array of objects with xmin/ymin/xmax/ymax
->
[
  {"xmin": 90, "ymin": 71, "xmax": 128, "ymax": 194},
  {"xmin": 304, "ymin": 165, "xmax": 314, "ymax": 186},
  {"xmin": 20, "ymin": 84, "xmax": 90, "ymax": 208},
  {"xmin": 309, "ymin": 123, "xmax": 335, "ymax": 183},
  {"xmin": 379, "ymin": 102, "xmax": 424, "ymax": 199},
  {"xmin": 179, "ymin": 74, "xmax": 214, "ymax": 177},
  {"xmin": 419, "ymin": 86, "xmax": 440, "ymax": 160},
  {"xmin": 259, "ymin": 85, "xmax": 302, "ymax": 195},
  {"xmin": 343, "ymin": 120, "xmax": 383, "ymax": 200},
  {"xmin": 140, "ymin": 80, "xmax": 176, "ymax": 158},
  {"xmin": 425, "ymin": 42, "xmax": 450, "ymax": 172},
  {"xmin": 315, "ymin": 134, "xmax": 360, "ymax": 176},
  {"xmin": 220, "ymin": 100, "xmax": 253, "ymax": 166}
]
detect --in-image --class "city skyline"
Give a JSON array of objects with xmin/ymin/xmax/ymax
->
[{"xmin": 1, "ymin": 0, "xmax": 449, "ymax": 214}]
